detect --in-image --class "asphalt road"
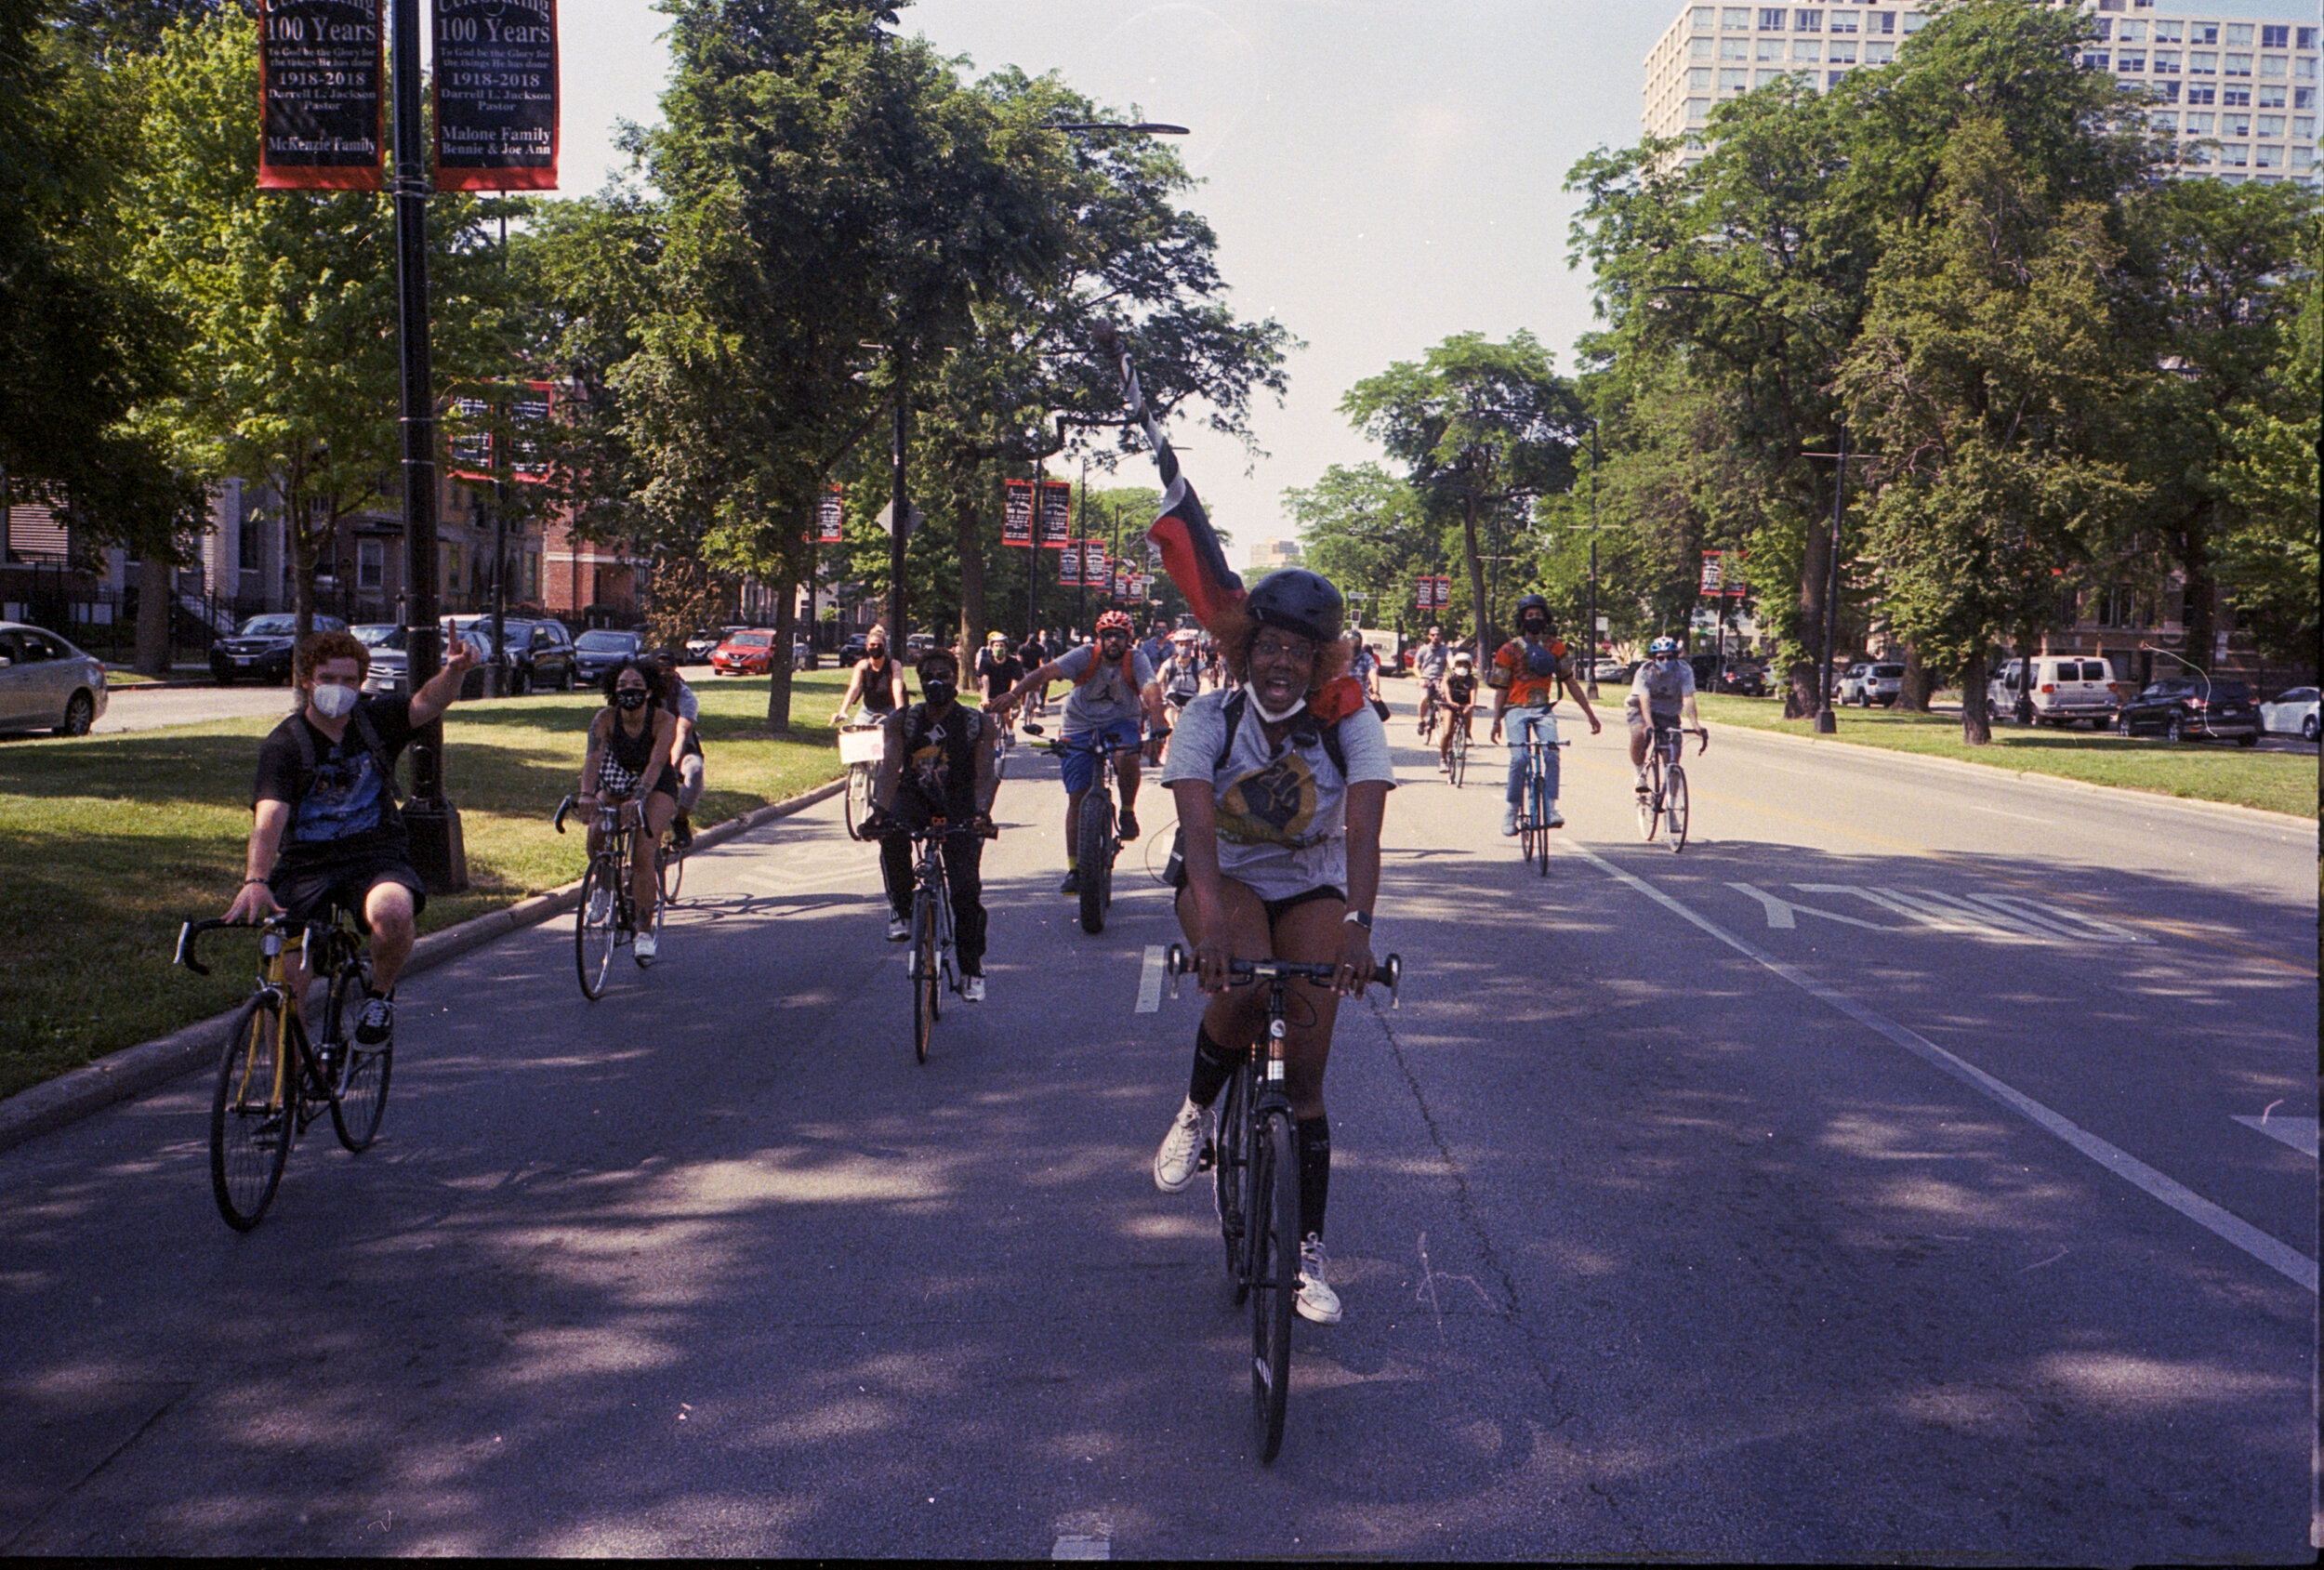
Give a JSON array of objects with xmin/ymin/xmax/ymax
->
[{"xmin": 1, "ymin": 695, "xmax": 2313, "ymax": 1561}]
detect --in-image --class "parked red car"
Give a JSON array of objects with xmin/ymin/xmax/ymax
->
[{"xmin": 710, "ymin": 627, "xmax": 779, "ymax": 675}]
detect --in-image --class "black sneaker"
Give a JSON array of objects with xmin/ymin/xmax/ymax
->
[
  {"xmin": 1116, "ymin": 809, "xmax": 1140, "ymax": 842},
  {"xmin": 1060, "ymin": 868, "xmax": 1081, "ymax": 895},
  {"xmin": 355, "ymin": 994, "xmax": 394, "ymax": 1046},
  {"xmin": 671, "ymin": 813, "xmax": 693, "ymax": 849}
]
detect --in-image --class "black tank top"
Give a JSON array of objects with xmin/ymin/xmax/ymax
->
[
  {"xmin": 860, "ymin": 654, "xmax": 898, "ymax": 713},
  {"xmin": 598, "ymin": 710, "xmax": 659, "ymax": 795}
]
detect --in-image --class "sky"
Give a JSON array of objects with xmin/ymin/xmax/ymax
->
[{"xmin": 551, "ymin": 0, "xmax": 2317, "ymax": 564}]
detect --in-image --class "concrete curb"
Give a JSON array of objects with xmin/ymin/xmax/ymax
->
[
  {"xmin": 1720, "ymin": 719, "xmax": 2315, "ymax": 829},
  {"xmin": 0, "ymin": 775, "xmax": 847, "ymax": 1155}
]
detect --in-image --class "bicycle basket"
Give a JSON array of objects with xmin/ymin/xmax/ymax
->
[{"xmin": 838, "ymin": 726, "xmax": 886, "ymax": 766}]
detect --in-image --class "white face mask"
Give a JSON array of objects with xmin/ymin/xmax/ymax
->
[
  {"xmin": 1248, "ymin": 692, "xmax": 1306, "ymax": 724},
  {"xmin": 310, "ymin": 682, "xmax": 360, "ymax": 719}
]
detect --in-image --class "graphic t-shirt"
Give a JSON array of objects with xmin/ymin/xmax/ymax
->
[
  {"xmin": 1053, "ymin": 643, "xmax": 1156, "ymax": 735},
  {"xmin": 1494, "ymin": 637, "xmax": 1577, "ymax": 708},
  {"xmin": 1162, "ymin": 690, "xmax": 1396, "ymax": 901},
  {"xmin": 251, "ymin": 696, "xmax": 416, "ymax": 868},
  {"xmin": 897, "ymin": 702, "xmax": 983, "ymax": 820}
]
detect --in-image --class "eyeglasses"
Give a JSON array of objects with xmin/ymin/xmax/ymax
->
[{"xmin": 1249, "ymin": 637, "xmax": 1316, "ymax": 665}]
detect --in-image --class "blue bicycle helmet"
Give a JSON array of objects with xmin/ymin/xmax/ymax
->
[{"xmin": 1648, "ymin": 636, "xmax": 1682, "ymax": 658}]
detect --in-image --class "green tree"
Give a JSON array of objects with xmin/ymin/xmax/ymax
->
[
  {"xmin": 1838, "ymin": 119, "xmax": 2140, "ymax": 745},
  {"xmin": 122, "ymin": 8, "xmax": 510, "ymax": 639},
  {"xmin": 1283, "ymin": 463, "xmax": 1440, "ymax": 640},
  {"xmin": 1339, "ymin": 331, "xmax": 1584, "ymax": 654}
]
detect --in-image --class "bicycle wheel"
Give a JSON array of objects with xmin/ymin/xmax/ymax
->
[
  {"xmin": 1636, "ymin": 760, "xmax": 1659, "ymax": 842},
  {"xmin": 211, "ymin": 998, "xmax": 290, "ymax": 1231},
  {"xmin": 912, "ymin": 886, "xmax": 938, "ymax": 1063},
  {"xmin": 1076, "ymin": 789, "xmax": 1112, "ymax": 935},
  {"xmin": 1533, "ymin": 770, "xmax": 1552, "ymax": 877},
  {"xmin": 575, "ymin": 856, "xmax": 617, "ymax": 999},
  {"xmin": 1448, "ymin": 729, "xmax": 1467, "ymax": 788},
  {"xmin": 1665, "ymin": 763, "xmax": 1689, "ymax": 852},
  {"xmin": 1214, "ymin": 1063, "xmax": 1252, "ymax": 1300},
  {"xmin": 659, "ymin": 836, "xmax": 684, "ymax": 905},
  {"xmin": 1249, "ymin": 1108, "xmax": 1299, "ymax": 1464},
  {"xmin": 845, "ymin": 761, "xmax": 873, "ymax": 839},
  {"xmin": 326, "ymin": 957, "xmax": 390, "ymax": 1153}
]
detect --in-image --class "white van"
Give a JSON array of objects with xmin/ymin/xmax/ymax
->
[{"xmin": 1987, "ymin": 654, "xmax": 2125, "ymax": 729}]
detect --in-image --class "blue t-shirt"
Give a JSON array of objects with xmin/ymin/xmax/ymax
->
[{"xmin": 252, "ymin": 696, "xmax": 416, "ymax": 867}]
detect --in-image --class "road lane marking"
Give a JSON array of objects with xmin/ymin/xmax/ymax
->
[
  {"xmin": 1726, "ymin": 882, "xmax": 1888, "ymax": 931},
  {"xmin": 1567, "ymin": 841, "xmax": 2318, "ymax": 1295},
  {"xmin": 2233, "ymin": 1115, "xmax": 2318, "ymax": 1158},
  {"xmin": 1136, "ymin": 945, "xmax": 1167, "ymax": 1013}
]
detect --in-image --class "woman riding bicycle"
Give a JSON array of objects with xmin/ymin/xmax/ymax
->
[
  {"xmin": 830, "ymin": 627, "xmax": 906, "ymax": 726},
  {"xmin": 1150, "ymin": 568, "xmax": 1395, "ymax": 1326},
  {"xmin": 577, "ymin": 657, "xmax": 679, "ymax": 963},
  {"xmin": 1437, "ymin": 650, "xmax": 1479, "ymax": 772}
]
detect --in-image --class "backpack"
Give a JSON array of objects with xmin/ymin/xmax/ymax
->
[
  {"xmin": 1212, "ymin": 687, "xmax": 1349, "ymax": 781},
  {"xmin": 1071, "ymin": 642, "xmax": 1142, "ymax": 690}
]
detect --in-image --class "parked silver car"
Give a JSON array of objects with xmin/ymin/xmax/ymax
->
[{"xmin": 0, "ymin": 621, "xmax": 109, "ymax": 736}]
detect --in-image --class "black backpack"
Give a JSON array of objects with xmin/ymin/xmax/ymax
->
[
  {"xmin": 1212, "ymin": 688, "xmax": 1349, "ymax": 781},
  {"xmin": 289, "ymin": 706, "xmax": 402, "ymax": 809}
]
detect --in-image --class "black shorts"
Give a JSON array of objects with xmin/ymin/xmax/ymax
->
[
  {"xmin": 1168, "ymin": 862, "xmax": 1343, "ymax": 927},
  {"xmin": 270, "ymin": 851, "xmax": 426, "ymax": 930}
]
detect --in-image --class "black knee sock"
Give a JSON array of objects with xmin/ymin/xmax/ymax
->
[
  {"xmin": 1187, "ymin": 1025, "xmax": 1237, "ymax": 1109},
  {"xmin": 1297, "ymin": 1114, "xmax": 1330, "ymax": 1241}
]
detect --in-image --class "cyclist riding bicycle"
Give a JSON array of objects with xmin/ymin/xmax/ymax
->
[
  {"xmin": 830, "ymin": 626, "xmax": 906, "ymax": 726},
  {"xmin": 653, "ymin": 647, "xmax": 706, "ymax": 847},
  {"xmin": 1629, "ymin": 636, "xmax": 1707, "ymax": 792},
  {"xmin": 988, "ymin": 608, "xmax": 1162, "ymax": 895},
  {"xmin": 1488, "ymin": 593, "xmax": 1601, "ymax": 836},
  {"xmin": 1437, "ymin": 651, "xmax": 1479, "ymax": 772},
  {"xmin": 862, "ymin": 647, "xmax": 999, "ymax": 1002},
  {"xmin": 1412, "ymin": 625, "xmax": 1451, "ymax": 735},
  {"xmin": 974, "ymin": 631, "xmax": 1024, "ymax": 744},
  {"xmin": 226, "ymin": 628, "xmax": 481, "ymax": 1047},
  {"xmin": 1151, "ymin": 567, "xmax": 1395, "ymax": 1326},
  {"xmin": 578, "ymin": 657, "xmax": 680, "ymax": 963},
  {"xmin": 1144, "ymin": 627, "xmax": 1207, "ymax": 764}
]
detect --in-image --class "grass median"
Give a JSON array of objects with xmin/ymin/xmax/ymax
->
[
  {"xmin": 0, "ymin": 669, "xmax": 852, "ymax": 1100},
  {"xmin": 1692, "ymin": 693, "xmax": 2317, "ymax": 819}
]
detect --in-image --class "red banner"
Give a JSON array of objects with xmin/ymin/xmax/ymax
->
[
  {"xmin": 447, "ymin": 381, "xmax": 556, "ymax": 484},
  {"xmin": 257, "ymin": 1, "xmax": 385, "ymax": 190},
  {"xmin": 433, "ymin": 0, "xmax": 560, "ymax": 191},
  {"xmin": 1038, "ymin": 481, "xmax": 1073, "ymax": 548},
  {"xmin": 1002, "ymin": 481, "xmax": 1035, "ymax": 548}
]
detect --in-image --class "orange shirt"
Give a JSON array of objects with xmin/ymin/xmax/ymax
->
[{"xmin": 1494, "ymin": 637, "xmax": 1576, "ymax": 707}]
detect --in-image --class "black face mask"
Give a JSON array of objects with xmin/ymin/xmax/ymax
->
[
  {"xmin": 614, "ymin": 689, "xmax": 649, "ymax": 711},
  {"xmin": 921, "ymin": 679, "xmax": 957, "ymax": 708}
]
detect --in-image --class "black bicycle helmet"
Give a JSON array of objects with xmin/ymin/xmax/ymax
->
[
  {"xmin": 1244, "ymin": 569, "xmax": 1344, "ymax": 644},
  {"xmin": 1515, "ymin": 593, "xmax": 1552, "ymax": 627}
]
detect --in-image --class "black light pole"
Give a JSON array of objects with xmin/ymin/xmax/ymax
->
[
  {"xmin": 391, "ymin": 0, "xmax": 465, "ymax": 890},
  {"xmin": 1586, "ymin": 418, "xmax": 1601, "ymax": 698},
  {"xmin": 490, "ymin": 213, "xmax": 508, "ymax": 697},
  {"xmin": 889, "ymin": 379, "xmax": 909, "ymax": 648}
]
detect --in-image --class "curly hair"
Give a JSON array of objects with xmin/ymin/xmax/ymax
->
[
  {"xmin": 1213, "ymin": 608, "xmax": 1353, "ymax": 693},
  {"xmin": 294, "ymin": 629, "xmax": 371, "ymax": 686},
  {"xmin": 600, "ymin": 655, "xmax": 669, "ymax": 708}
]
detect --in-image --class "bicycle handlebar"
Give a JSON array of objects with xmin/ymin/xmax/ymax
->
[
  {"xmin": 174, "ymin": 913, "xmax": 329, "ymax": 978},
  {"xmin": 554, "ymin": 793, "xmax": 636, "ymax": 834},
  {"xmin": 1162, "ymin": 943, "xmax": 1402, "ymax": 1006}
]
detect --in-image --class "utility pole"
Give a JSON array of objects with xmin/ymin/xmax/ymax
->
[
  {"xmin": 391, "ymin": 0, "xmax": 464, "ymax": 891},
  {"xmin": 888, "ymin": 375, "xmax": 909, "ymax": 648}
]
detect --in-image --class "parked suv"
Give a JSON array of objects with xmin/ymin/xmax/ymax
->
[
  {"xmin": 1987, "ymin": 654, "xmax": 2124, "ymax": 729},
  {"xmin": 447, "ymin": 616, "xmax": 575, "ymax": 696},
  {"xmin": 2115, "ymin": 678, "xmax": 2259, "ymax": 745},
  {"xmin": 1857, "ymin": 662, "xmax": 1904, "ymax": 706},
  {"xmin": 572, "ymin": 628, "xmax": 641, "ymax": 685},
  {"xmin": 210, "ymin": 613, "xmax": 348, "ymax": 685},
  {"xmin": 1837, "ymin": 662, "xmax": 1872, "ymax": 706}
]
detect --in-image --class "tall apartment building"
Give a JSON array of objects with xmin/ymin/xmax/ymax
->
[{"xmin": 1644, "ymin": 2, "xmax": 2320, "ymax": 186}]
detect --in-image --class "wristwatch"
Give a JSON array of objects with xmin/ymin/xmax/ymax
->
[{"xmin": 1343, "ymin": 908, "xmax": 1372, "ymax": 930}]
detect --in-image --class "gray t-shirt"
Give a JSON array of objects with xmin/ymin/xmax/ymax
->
[
  {"xmin": 1626, "ymin": 657, "xmax": 1696, "ymax": 719},
  {"xmin": 1162, "ymin": 691, "xmax": 1396, "ymax": 901},
  {"xmin": 1054, "ymin": 643, "xmax": 1156, "ymax": 734}
]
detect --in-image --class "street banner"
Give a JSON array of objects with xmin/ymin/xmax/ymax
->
[
  {"xmin": 1114, "ymin": 566, "xmax": 1132, "ymax": 598},
  {"xmin": 1699, "ymin": 551, "xmax": 1723, "ymax": 594},
  {"xmin": 1059, "ymin": 544, "xmax": 1082, "ymax": 587},
  {"xmin": 1038, "ymin": 480, "xmax": 1073, "ymax": 548},
  {"xmin": 1084, "ymin": 538, "xmax": 1108, "ymax": 584},
  {"xmin": 1001, "ymin": 480, "xmax": 1035, "ymax": 548},
  {"xmin": 1725, "ymin": 550, "xmax": 1748, "ymax": 597},
  {"xmin": 433, "ymin": 0, "xmax": 561, "ymax": 191},
  {"xmin": 1090, "ymin": 321, "xmax": 1243, "ymax": 631},
  {"xmin": 817, "ymin": 486, "xmax": 843, "ymax": 544},
  {"xmin": 257, "ymin": 1, "xmax": 385, "ymax": 191},
  {"xmin": 446, "ymin": 380, "xmax": 555, "ymax": 484}
]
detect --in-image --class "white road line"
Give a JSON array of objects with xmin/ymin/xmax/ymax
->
[
  {"xmin": 1565, "ymin": 842, "xmax": 2318, "ymax": 1296},
  {"xmin": 2233, "ymin": 1115, "xmax": 2319, "ymax": 1158},
  {"xmin": 1136, "ymin": 944, "xmax": 1167, "ymax": 1014}
]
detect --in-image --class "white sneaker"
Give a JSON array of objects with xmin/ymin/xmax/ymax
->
[
  {"xmin": 1545, "ymin": 807, "xmax": 1565, "ymax": 829},
  {"xmin": 887, "ymin": 915, "xmax": 910, "ymax": 942},
  {"xmin": 1153, "ymin": 1097, "xmax": 1209, "ymax": 1193},
  {"xmin": 961, "ymin": 975, "xmax": 985, "ymax": 1003},
  {"xmin": 1296, "ymin": 1235, "xmax": 1342, "ymax": 1324},
  {"xmin": 1634, "ymin": 772, "xmax": 1650, "ymax": 795},
  {"xmin": 1500, "ymin": 805, "xmax": 1519, "ymax": 836},
  {"xmin": 633, "ymin": 931, "xmax": 658, "ymax": 963},
  {"xmin": 587, "ymin": 889, "xmax": 612, "ymax": 924}
]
